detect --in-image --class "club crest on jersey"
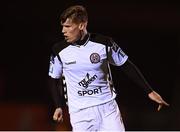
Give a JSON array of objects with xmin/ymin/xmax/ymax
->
[{"xmin": 90, "ymin": 53, "xmax": 100, "ymax": 64}]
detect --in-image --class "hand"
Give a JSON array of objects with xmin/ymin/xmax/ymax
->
[
  {"xmin": 148, "ymin": 91, "xmax": 169, "ymax": 111},
  {"xmin": 53, "ymin": 107, "xmax": 63, "ymax": 123}
]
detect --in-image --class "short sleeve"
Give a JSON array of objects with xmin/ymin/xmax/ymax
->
[
  {"xmin": 108, "ymin": 39, "xmax": 128, "ymax": 66},
  {"xmin": 48, "ymin": 54, "xmax": 63, "ymax": 79}
]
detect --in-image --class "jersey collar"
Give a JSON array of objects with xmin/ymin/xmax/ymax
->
[{"xmin": 71, "ymin": 33, "xmax": 90, "ymax": 47}]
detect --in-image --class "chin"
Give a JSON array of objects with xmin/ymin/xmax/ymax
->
[
  {"xmin": 65, "ymin": 39, "xmax": 70, "ymax": 42},
  {"xmin": 64, "ymin": 37, "xmax": 69, "ymax": 42},
  {"xmin": 67, "ymin": 40, "xmax": 75, "ymax": 43}
]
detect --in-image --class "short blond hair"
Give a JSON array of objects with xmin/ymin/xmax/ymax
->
[{"xmin": 60, "ymin": 5, "xmax": 88, "ymax": 24}]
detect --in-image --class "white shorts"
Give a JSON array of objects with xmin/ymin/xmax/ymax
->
[{"xmin": 70, "ymin": 99, "xmax": 125, "ymax": 132}]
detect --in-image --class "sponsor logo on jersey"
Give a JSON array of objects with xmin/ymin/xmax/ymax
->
[
  {"xmin": 110, "ymin": 39, "xmax": 126, "ymax": 57},
  {"xmin": 90, "ymin": 53, "xmax": 100, "ymax": 64},
  {"xmin": 119, "ymin": 48, "xmax": 126, "ymax": 57},
  {"xmin": 65, "ymin": 61, "xmax": 76, "ymax": 65},
  {"xmin": 50, "ymin": 55, "xmax": 54, "ymax": 64},
  {"xmin": 110, "ymin": 39, "xmax": 119, "ymax": 52},
  {"xmin": 78, "ymin": 87, "xmax": 102, "ymax": 96},
  {"xmin": 49, "ymin": 55, "xmax": 54, "ymax": 73},
  {"xmin": 78, "ymin": 73, "xmax": 97, "ymax": 88},
  {"xmin": 78, "ymin": 73, "xmax": 102, "ymax": 96}
]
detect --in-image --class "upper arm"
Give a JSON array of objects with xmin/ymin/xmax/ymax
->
[{"xmin": 48, "ymin": 54, "xmax": 63, "ymax": 79}]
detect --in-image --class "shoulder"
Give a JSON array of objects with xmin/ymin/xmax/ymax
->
[
  {"xmin": 89, "ymin": 33, "xmax": 113, "ymax": 46},
  {"xmin": 51, "ymin": 40, "xmax": 68, "ymax": 56}
]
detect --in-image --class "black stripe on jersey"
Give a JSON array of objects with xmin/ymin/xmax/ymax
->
[
  {"xmin": 90, "ymin": 33, "xmax": 127, "ymax": 61},
  {"xmin": 51, "ymin": 40, "xmax": 69, "ymax": 62},
  {"xmin": 89, "ymin": 33, "xmax": 113, "ymax": 47},
  {"xmin": 52, "ymin": 40, "xmax": 68, "ymax": 55},
  {"xmin": 89, "ymin": 33, "xmax": 117, "ymax": 93},
  {"xmin": 89, "ymin": 33, "xmax": 121, "ymax": 59},
  {"xmin": 62, "ymin": 75, "xmax": 68, "ymax": 106}
]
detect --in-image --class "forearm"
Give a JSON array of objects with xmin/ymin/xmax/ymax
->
[
  {"xmin": 120, "ymin": 59, "xmax": 153, "ymax": 94},
  {"xmin": 48, "ymin": 77, "xmax": 64, "ymax": 108}
]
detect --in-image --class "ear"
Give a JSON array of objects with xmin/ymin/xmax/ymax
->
[{"xmin": 79, "ymin": 23, "xmax": 86, "ymax": 30}]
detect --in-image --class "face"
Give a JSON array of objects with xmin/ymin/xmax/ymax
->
[{"xmin": 61, "ymin": 18, "xmax": 82, "ymax": 43}]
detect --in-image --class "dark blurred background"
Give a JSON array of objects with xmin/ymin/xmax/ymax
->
[{"xmin": 0, "ymin": 0, "xmax": 179, "ymax": 130}]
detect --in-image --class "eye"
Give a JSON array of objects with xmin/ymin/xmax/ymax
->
[{"xmin": 64, "ymin": 25, "xmax": 70, "ymax": 28}]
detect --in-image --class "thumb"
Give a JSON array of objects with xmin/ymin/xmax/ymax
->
[
  {"xmin": 157, "ymin": 104, "xmax": 162, "ymax": 111},
  {"xmin": 53, "ymin": 114, "xmax": 58, "ymax": 120}
]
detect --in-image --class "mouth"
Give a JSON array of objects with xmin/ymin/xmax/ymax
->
[{"xmin": 64, "ymin": 35, "xmax": 68, "ymax": 40}]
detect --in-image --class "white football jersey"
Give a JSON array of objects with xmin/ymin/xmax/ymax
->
[{"xmin": 49, "ymin": 33, "xmax": 128, "ymax": 113}]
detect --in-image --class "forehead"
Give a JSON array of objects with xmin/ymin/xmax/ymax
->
[{"xmin": 62, "ymin": 18, "xmax": 77, "ymax": 26}]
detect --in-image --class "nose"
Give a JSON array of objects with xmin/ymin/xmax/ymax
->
[{"xmin": 62, "ymin": 27, "xmax": 66, "ymax": 34}]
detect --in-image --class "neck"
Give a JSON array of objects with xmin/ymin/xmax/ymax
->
[
  {"xmin": 72, "ymin": 30, "xmax": 89, "ymax": 46},
  {"xmin": 80, "ymin": 29, "xmax": 88, "ymax": 40}
]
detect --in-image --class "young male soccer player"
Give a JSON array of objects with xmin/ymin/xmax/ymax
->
[{"xmin": 48, "ymin": 5, "xmax": 169, "ymax": 131}]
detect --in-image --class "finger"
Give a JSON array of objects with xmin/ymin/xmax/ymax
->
[
  {"xmin": 53, "ymin": 113, "xmax": 60, "ymax": 121},
  {"xmin": 58, "ymin": 117, "xmax": 63, "ymax": 122},
  {"xmin": 60, "ymin": 117, "xmax": 63, "ymax": 122},
  {"xmin": 158, "ymin": 104, "xmax": 162, "ymax": 111},
  {"xmin": 53, "ymin": 115, "xmax": 58, "ymax": 121},
  {"xmin": 162, "ymin": 100, "xmax": 170, "ymax": 106},
  {"xmin": 57, "ymin": 116, "xmax": 63, "ymax": 123}
]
